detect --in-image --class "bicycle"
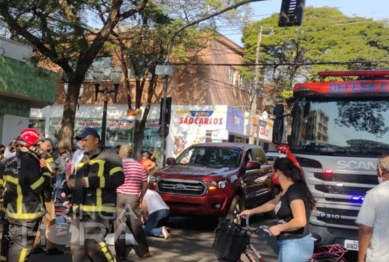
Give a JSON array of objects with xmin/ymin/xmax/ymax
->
[{"xmin": 213, "ymin": 215, "xmax": 348, "ymax": 262}]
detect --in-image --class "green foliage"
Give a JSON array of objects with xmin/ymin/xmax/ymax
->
[
  {"xmin": 280, "ymin": 90, "xmax": 293, "ymax": 99},
  {"xmin": 241, "ymin": 7, "xmax": 389, "ymax": 100},
  {"xmin": 0, "ymin": 0, "xmax": 151, "ymax": 151}
]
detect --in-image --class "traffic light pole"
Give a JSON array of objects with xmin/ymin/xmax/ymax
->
[
  {"xmin": 156, "ymin": 0, "xmax": 269, "ymax": 165},
  {"xmin": 249, "ymin": 26, "xmax": 263, "ymax": 144},
  {"xmin": 160, "ymin": 75, "xmax": 169, "ymax": 167}
]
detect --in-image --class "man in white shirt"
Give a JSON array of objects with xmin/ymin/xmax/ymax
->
[
  {"xmin": 356, "ymin": 156, "xmax": 389, "ymax": 262},
  {"xmin": 140, "ymin": 189, "xmax": 170, "ymax": 239}
]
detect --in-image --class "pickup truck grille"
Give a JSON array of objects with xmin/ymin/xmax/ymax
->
[{"xmin": 157, "ymin": 179, "xmax": 207, "ymax": 196}]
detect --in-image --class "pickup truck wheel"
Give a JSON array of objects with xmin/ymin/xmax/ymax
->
[{"xmin": 226, "ymin": 195, "xmax": 244, "ymax": 225}]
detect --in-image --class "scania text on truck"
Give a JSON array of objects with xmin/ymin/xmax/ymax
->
[{"xmin": 272, "ymin": 70, "xmax": 389, "ymax": 252}]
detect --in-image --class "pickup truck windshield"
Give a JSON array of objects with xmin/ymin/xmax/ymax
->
[
  {"xmin": 175, "ymin": 146, "xmax": 242, "ymax": 167},
  {"xmin": 290, "ymin": 98, "xmax": 389, "ymax": 157}
]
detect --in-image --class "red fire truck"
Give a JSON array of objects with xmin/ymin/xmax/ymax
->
[{"xmin": 272, "ymin": 70, "xmax": 389, "ymax": 251}]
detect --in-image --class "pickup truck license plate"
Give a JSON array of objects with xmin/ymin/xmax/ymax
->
[{"xmin": 344, "ymin": 240, "xmax": 358, "ymax": 251}]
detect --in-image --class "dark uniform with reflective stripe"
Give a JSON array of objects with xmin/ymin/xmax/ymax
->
[
  {"xmin": 70, "ymin": 147, "xmax": 124, "ymax": 262},
  {"xmin": 1, "ymin": 149, "xmax": 51, "ymax": 262},
  {"xmin": 0, "ymin": 161, "xmax": 9, "ymax": 262},
  {"xmin": 32, "ymin": 151, "xmax": 59, "ymax": 250}
]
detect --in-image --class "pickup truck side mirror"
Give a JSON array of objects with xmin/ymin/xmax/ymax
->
[
  {"xmin": 245, "ymin": 161, "xmax": 261, "ymax": 170},
  {"xmin": 166, "ymin": 157, "xmax": 175, "ymax": 166}
]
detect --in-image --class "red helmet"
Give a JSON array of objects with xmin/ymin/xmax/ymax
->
[{"xmin": 15, "ymin": 128, "xmax": 45, "ymax": 147}]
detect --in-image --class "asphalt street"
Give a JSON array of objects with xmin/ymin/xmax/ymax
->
[
  {"xmin": 25, "ymin": 215, "xmax": 278, "ymax": 262},
  {"xmin": 3, "ymin": 215, "xmax": 357, "ymax": 262}
]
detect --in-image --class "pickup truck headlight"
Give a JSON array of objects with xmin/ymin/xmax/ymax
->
[
  {"xmin": 149, "ymin": 176, "xmax": 160, "ymax": 182},
  {"xmin": 207, "ymin": 180, "xmax": 227, "ymax": 190},
  {"xmin": 149, "ymin": 176, "xmax": 160, "ymax": 188},
  {"xmin": 217, "ymin": 181, "xmax": 227, "ymax": 189}
]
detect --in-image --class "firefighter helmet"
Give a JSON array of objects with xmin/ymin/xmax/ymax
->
[{"xmin": 15, "ymin": 128, "xmax": 45, "ymax": 147}]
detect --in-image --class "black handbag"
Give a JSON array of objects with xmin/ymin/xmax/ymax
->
[{"xmin": 213, "ymin": 218, "xmax": 250, "ymax": 261}]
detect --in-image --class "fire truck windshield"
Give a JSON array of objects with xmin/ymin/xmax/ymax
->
[{"xmin": 289, "ymin": 98, "xmax": 389, "ymax": 156}]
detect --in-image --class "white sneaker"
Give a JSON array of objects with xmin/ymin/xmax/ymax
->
[{"xmin": 162, "ymin": 226, "xmax": 170, "ymax": 239}]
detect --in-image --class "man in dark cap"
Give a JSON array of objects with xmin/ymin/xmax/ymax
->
[{"xmin": 70, "ymin": 127, "xmax": 125, "ymax": 262}]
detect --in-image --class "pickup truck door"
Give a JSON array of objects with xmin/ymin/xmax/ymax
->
[{"xmin": 243, "ymin": 148, "xmax": 273, "ymax": 208}]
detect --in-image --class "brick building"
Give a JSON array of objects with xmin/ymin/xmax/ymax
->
[{"xmin": 30, "ymin": 33, "xmax": 274, "ymax": 159}]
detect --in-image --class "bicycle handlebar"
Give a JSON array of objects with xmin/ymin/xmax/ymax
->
[{"xmin": 243, "ymin": 215, "xmax": 272, "ymax": 236}]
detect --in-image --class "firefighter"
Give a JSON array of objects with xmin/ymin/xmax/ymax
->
[
  {"xmin": 0, "ymin": 139, "xmax": 17, "ymax": 261},
  {"xmin": 1, "ymin": 128, "xmax": 52, "ymax": 262},
  {"xmin": 32, "ymin": 138, "xmax": 64, "ymax": 255},
  {"xmin": 0, "ymin": 160, "xmax": 9, "ymax": 262},
  {"xmin": 70, "ymin": 127, "xmax": 124, "ymax": 262}
]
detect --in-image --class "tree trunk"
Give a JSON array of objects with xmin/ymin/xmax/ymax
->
[
  {"xmin": 58, "ymin": 82, "xmax": 80, "ymax": 153},
  {"xmin": 133, "ymin": 120, "xmax": 145, "ymax": 160}
]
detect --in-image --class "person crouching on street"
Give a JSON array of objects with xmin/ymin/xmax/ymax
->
[
  {"xmin": 140, "ymin": 189, "xmax": 170, "ymax": 239},
  {"xmin": 70, "ymin": 127, "xmax": 124, "ymax": 262}
]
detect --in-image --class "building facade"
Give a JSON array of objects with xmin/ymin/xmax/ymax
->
[
  {"xmin": 0, "ymin": 36, "xmax": 56, "ymax": 145},
  {"xmin": 30, "ymin": 33, "xmax": 274, "ymax": 159}
]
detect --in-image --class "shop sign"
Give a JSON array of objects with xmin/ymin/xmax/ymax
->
[
  {"xmin": 178, "ymin": 110, "xmax": 224, "ymax": 125},
  {"xmin": 253, "ymin": 123, "xmax": 272, "ymax": 142},
  {"xmin": 118, "ymin": 119, "xmax": 134, "ymax": 129},
  {"xmin": 50, "ymin": 120, "xmax": 61, "ymax": 126},
  {"xmin": 226, "ymin": 107, "xmax": 244, "ymax": 134},
  {"xmin": 76, "ymin": 120, "xmax": 102, "ymax": 127},
  {"xmin": 146, "ymin": 122, "xmax": 160, "ymax": 128}
]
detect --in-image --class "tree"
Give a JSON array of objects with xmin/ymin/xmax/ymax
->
[
  {"xmin": 241, "ymin": 7, "xmax": 389, "ymax": 102},
  {"xmin": 108, "ymin": 0, "xmax": 255, "ymax": 159},
  {"xmin": 0, "ymin": 0, "xmax": 257, "ymax": 155},
  {"xmin": 0, "ymin": 0, "xmax": 149, "ymax": 151}
]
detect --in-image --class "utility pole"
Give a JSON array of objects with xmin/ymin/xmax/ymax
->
[{"xmin": 249, "ymin": 26, "xmax": 263, "ymax": 144}]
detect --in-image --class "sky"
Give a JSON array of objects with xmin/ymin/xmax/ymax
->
[{"xmin": 219, "ymin": 0, "xmax": 389, "ymax": 46}]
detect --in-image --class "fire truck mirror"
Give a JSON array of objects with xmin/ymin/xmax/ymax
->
[
  {"xmin": 272, "ymin": 104, "xmax": 285, "ymax": 144},
  {"xmin": 303, "ymin": 101, "xmax": 311, "ymax": 118}
]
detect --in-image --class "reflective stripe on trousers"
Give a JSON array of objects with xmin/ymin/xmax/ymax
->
[{"xmin": 7, "ymin": 220, "xmax": 40, "ymax": 262}]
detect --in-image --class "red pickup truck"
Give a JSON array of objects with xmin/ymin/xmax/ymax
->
[{"xmin": 149, "ymin": 142, "xmax": 274, "ymax": 223}]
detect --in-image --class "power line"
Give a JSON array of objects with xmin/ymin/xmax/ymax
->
[{"xmin": 170, "ymin": 60, "xmax": 389, "ymax": 66}]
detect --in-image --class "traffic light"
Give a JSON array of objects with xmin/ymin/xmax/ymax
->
[
  {"xmin": 159, "ymin": 97, "xmax": 172, "ymax": 125},
  {"xmin": 278, "ymin": 0, "xmax": 305, "ymax": 27}
]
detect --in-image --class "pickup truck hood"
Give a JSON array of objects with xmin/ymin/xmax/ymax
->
[{"xmin": 157, "ymin": 165, "xmax": 234, "ymax": 176}]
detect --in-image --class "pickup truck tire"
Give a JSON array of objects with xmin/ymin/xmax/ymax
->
[{"xmin": 226, "ymin": 195, "xmax": 245, "ymax": 225}]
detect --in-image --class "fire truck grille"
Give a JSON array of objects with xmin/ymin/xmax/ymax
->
[
  {"xmin": 157, "ymin": 179, "xmax": 207, "ymax": 196},
  {"xmin": 311, "ymin": 171, "xmax": 377, "ymax": 234},
  {"xmin": 315, "ymin": 207, "xmax": 359, "ymax": 228},
  {"xmin": 314, "ymin": 173, "xmax": 377, "ymax": 185},
  {"xmin": 314, "ymin": 185, "xmax": 370, "ymax": 195}
]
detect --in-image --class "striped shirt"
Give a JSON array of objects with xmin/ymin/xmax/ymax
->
[{"xmin": 117, "ymin": 158, "xmax": 147, "ymax": 196}]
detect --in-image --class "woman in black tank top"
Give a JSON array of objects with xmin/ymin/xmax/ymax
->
[{"xmin": 241, "ymin": 157, "xmax": 316, "ymax": 262}]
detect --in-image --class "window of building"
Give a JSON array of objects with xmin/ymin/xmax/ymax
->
[
  {"xmin": 238, "ymin": 75, "xmax": 245, "ymax": 89},
  {"xmin": 229, "ymin": 67, "xmax": 237, "ymax": 85},
  {"xmin": 29, "ymin": 119, "xmax": 45, "ymax": 136},
  {"xmin": 128, "ymin": 68, "xmax": 136, "ymax": 79}
]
